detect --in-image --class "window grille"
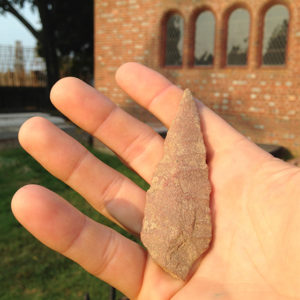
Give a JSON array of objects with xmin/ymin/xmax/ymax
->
[
  {"xmin": 227, "ymin": 8, "xmax": 250, "ymax": 66},
  {"xmin": 194, "ymin": 11, "xmax": 215, "ymax": 66},
  {"xmin": 0, "ymin": 41, "xmax": 46, "ymax": 87},
  {"xmin": 164, "ymin": 14, "xmax": 184, "ymax": 66},
  {"xmin": 262, "ymin": 5, "xmax": 289, "ymax": 65}
]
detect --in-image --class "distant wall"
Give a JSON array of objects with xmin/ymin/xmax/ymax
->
[{"xmin": 94, "ymin": 0, "xmax": 300, "ymax": 156}]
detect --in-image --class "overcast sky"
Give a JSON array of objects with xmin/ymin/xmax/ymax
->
[{"xmin": 0, "ymin": 3, "xmax": 40, "ymax": 47}]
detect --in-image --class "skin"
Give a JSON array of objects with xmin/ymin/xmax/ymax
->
[{"xmin": 11, "ymin": 62, "xmax": 300, "ymax": 300}]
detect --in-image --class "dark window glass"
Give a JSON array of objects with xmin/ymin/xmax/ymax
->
[
  {"xmin": 194, "ymin": 11, "xmax": 215, "ymax": 66},
  {"xmin": 227, "ymin": 8, "xmax": 250, "ymax": 66},
  {"xmin": 165, "ymin": 14, "xmax": 184, "ymax": 66},
  {"xmin": 262, "ymin": 5, "xmax": 289, "ymax": 65}
]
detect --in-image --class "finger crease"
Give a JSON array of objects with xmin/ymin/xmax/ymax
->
[
  {"xmin": 122, "ymin": 129, "xmax": 159, "ymax": 168},
  {"xmin": 64, "ymin": 149, "xmax": 91, "ymax": 183},
  {"xmin": 61, "ymin": 215, "xmax": 87, "ymax": 256},
  {"xmin": 92, "ymin": 105, "xmax": 118, "ymax": 136},
  {"xmin": 146, "ymin": 83, "xmax": 175, "ymax": 111},
  {"xmin": 92, "ymin": 229, "xmax": 119, "ymax": 277},
  {"xmin": 100, "ymin": 175, "xmax": 125, "ymax": 205}
]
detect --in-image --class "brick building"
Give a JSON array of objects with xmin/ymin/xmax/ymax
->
[{"xmin": 94, "ymin": 0, "xmax": 300, "ymax": 155}]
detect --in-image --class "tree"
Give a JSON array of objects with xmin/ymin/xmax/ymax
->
[
  {"xmin": 49, "ymin": 0, "xmax": 93, "ymax": 83},
  {"xmin": 263, "ymin": 19, "xmax": 288, "ymax": 65},
  {"xmin": 0, "ymin": 0, "xmax": 93, "ymax": 90},
  {"xmin": 165, "ymin": 15, "xmax": 183, "ymax": 66},
  {"xmin": 227, "ymin": 45, "xmax": 247, "ymax": 66},
  {"xmin": 195, "ymin": 51, "xmax": 214, "ymax": 66}
]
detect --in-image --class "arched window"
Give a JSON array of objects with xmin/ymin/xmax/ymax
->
[
  {"xmin": 226, "ymin": 8, "xmax": 250, "ymax": 66},
  {"xmin": 194, "ymin": 11, "xmax": 215, "ymax": 66},
  {"xmin": 164, "ymin": 14, "xmax": 184, "ymax": 66},
  {"xmin": 262, "ymin": 5, "xmax": 289, "ymax": 65}
]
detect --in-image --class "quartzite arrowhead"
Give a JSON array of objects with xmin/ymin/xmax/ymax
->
[{"xmin": 141, "ymin": 89, "xmax": 212, "ymax": 280}]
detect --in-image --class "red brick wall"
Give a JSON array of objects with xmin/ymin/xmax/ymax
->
[{"xmin": 94, "ymin": 0, "xmax": 300, "ymax": 155}]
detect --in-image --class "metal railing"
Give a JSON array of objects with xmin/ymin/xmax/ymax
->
[{"xmin": 0, "ymin": 42, "xmax": 47, "ymax": 87}]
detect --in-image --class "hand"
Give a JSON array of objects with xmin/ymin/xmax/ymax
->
[{"xmin": 12, "ymin": 63, "xmax": 300, "ymax": 300}]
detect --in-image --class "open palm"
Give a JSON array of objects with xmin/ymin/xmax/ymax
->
[{"xmin": 12, "ymin": 63, "xmax": 300, "ymax": 300}]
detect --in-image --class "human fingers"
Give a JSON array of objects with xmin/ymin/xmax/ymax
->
[
  {"xmin": 50, "ymin": 77, "xmax": 164, "ymax": 183},
  {"xmin": 11, "ymin": 185, "xmax": 146, "ymax": 299},
  {"xmin": 19, "ymin": 117, "xmax": 145, "ymax": 235},
  {"xmin": 115, "ymin": 62, "xmax": 251, "ymax": 155},
  {"xmin": 115, "ymin": 62, "xmax": 279, "ymax": 230},
  {"xmin": 115, "ymin": 62, "xmax": 277, "ymax": 199}
]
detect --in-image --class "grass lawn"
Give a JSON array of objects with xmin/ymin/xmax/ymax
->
[{"xmin": 0, "ymin": 146, "xmax": 149, "ymax": 300}]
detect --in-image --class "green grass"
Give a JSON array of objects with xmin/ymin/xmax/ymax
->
[{"xmin": 0, "ymin": 146, "xmax": 149, "ymax": 300}]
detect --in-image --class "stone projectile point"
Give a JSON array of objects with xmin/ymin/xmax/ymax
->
[{"xmin": 141, "ymin": 89, "xmax": 212, "ymax": 280}]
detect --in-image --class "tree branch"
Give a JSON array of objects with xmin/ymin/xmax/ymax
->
[{"xmin": 0, "ymin": 0, "xmax": 41, "ymax": 41}]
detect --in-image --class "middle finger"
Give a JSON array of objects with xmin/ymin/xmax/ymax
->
[
  {"xmin": 19, "ymin": 117, "xmax": 146, "ymax": 234},
  {"xmin": 50, "ymin": 77, "xmax": 165, "ymax": 183}
]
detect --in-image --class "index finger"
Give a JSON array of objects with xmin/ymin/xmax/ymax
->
[{"xmin": 115, "ymin": 62, "xmax": 246, "ymax": 154}]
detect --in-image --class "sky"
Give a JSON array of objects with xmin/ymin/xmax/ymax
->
[{"xmin": 0, "ymin": 3, "xmax": 41, "ymax": 48}]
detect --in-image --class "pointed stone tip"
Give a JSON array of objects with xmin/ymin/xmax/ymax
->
[
  {"xmin": 183, "ymin": 88, "xmax": 192, "ymax": 95},
  {"xmin": 181, "ymin": 89, "xmax": 195, "ymax": 106},
  {"xmin": 179, "ymin": 89, "xmax": 197, "ymax": 113},
  {"xmin": 182, "ymin": 88, "xmax": 192, "ymax": 100}
]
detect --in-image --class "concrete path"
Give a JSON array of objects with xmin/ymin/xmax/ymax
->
[{"xmin": 0, "ymin": 112, "xmax": 74, "ymax": 140}]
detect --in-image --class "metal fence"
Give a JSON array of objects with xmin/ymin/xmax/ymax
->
[{"xmin": 0, "ymin": 42, "xmax": 47, "ymax": 87}]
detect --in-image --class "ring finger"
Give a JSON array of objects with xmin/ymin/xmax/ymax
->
[{"xmin": 19, "ymin": 117, "xmax": 145, "ymax": 234}]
